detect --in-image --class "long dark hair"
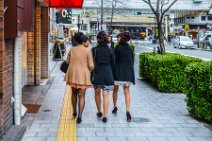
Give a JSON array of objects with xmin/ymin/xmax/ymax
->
[{"xmin": 97, "ymin": 31, "xmax": 108, "ymax": 44}]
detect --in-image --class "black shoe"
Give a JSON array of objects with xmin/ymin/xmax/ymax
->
[
  {"xmin": 97, "ymin": 112, "xmax": 103, "ymax": 118},
  {"xmin": 77, "ymin": 117, "xmax": 82, "ymax": 124},
  {"xmin": 73, "ymin": 112, "xmax": 77, "ymax": 118},
  {"xmin": 126, "ymin": 112, "xmax": 132, "ymax": 122},
  {"xmin": 112, "ymin": 107, "xmax": 118, "ymax": 114},
  {"xmin": 102, "ymin": 117, "xmax": 108, "ymax": 123}
]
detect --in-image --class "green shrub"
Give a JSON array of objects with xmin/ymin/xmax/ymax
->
[
  {"xmin": 139, "ymin": 52, "xmax": 202, "ymax": 92},
  {"xmin": 185, "ymin": 62, "xmax": 212, "ymax": 123},
  {"xmin": 130, "ymin": 44, "xmax": 135, "ymax": 55}
]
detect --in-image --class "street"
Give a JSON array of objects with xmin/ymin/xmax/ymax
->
[{"xmin": 134, "ymin": 41, "xmax": 212, "ymax": 61}]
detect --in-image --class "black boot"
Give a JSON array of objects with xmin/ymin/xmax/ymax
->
[
  {"xmin": 112, "ymin": 107, "xmax": 118, "ymax": 114},
  {"xmin": 126, "ymin": 112, "xmax": 131, "ymax": 122}
]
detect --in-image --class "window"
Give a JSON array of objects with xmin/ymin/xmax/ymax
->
[
  {"xmin": 201, "ymin": 16, "xmax": 206, "ymax": 21},
  {"xmin": 191, "ymin": 17, "xmax": 195, "ymax": 20},
  {"xmin": 208, "ymin": 16, "xmax": 212, "ymax": 21}
]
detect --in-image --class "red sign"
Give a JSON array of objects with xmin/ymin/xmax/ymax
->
[{"xmin": 49, "ymin": 0, "xmax": 84, "ymax": 8}]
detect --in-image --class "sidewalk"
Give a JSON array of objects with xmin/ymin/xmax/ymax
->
[{"xmin": 22, "ymin": 53, "xmax": 212, "ymax": 141}]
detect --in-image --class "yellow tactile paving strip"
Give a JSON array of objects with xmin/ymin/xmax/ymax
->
[{"xmin": 56, "ymin": 86, "xmax": 77, "ymax": 141}]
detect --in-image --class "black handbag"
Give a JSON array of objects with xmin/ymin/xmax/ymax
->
[
  {"xmin": 60, "ymin": 61, "xmax": 69, "ymax": 73},
  {"xmin": 91, "ymin": 48, "xmax": 97, "ymax": 84}
]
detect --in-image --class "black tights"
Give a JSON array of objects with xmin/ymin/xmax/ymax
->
[{"xmin": 71, "ymin": 88, "xmax": 86, "ymax": 117}]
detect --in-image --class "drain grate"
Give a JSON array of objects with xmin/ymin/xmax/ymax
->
[
  {"xmin": 43, "ymin": 109, "xmax": 51, "ymax": 112},
  {"xmin": 132, "ymin": 117, "xmax": 150, "ymax": 123}
]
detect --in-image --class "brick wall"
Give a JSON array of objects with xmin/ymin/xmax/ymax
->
[
  {"xmin": 41, "ymin": 7, "xmax": 49, "ymax": 78},
  {"xmin": 27, "ymin": 2, "xmax": 41, "ymax": 85},
  {"xmin": 27, "ymin": 32, "xmax": 35, "ymax": 85},
  {"xmin": 0, "ymin": 0, "xmax": 4, "ymax": 135},
  {"xmin": 0, "ymin": 0, "xmax": 14, "ymax": 136},
  {"xmin": 0, "ymin": 39, "xmax": 14, "ymax": 136}
]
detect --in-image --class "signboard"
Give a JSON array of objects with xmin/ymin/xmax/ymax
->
[
  {"xmin": 184, "ymin": 24, "xmax": 190, "ymax": 30},
  {"xmin": 56, "ymin": 9, "xmax": 72, "ymax": 24},
  {"xmin": 49, "ymin": 0, "xmax": 84, "ymax": 8}
]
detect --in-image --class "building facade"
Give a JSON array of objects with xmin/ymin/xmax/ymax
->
[{"xmin": 0, "ymin": 0, "xmax": 49, "ymax": 138}]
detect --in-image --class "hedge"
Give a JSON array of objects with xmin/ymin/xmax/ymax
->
[
  {"xmin": 139, "ymin": 52, "xmax": 202, "ymax": 93},
  {"xmin": 185, "ymin": 62, "xmax": 212, "ymax": 123}
]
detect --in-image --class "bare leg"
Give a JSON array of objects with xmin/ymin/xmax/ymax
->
[
  {"xmin": 112, "ymin": 85, "xmax": 119, "ymax": 108},
  {"xmin": 95, "ymin": 88, "xmax": 102, "ymax": 113},
  {"xmin": 102, "ymin": 90, "xmax": 109, "ymax": 118},
  {"xmin": 71, "ymin": 87, "xmax": 78, "ymax": 114},
  {"xmin": 78, "ymin": 89, "xmax": 86, "ymax": 117},
  {"xmin": 123, "ymin": 86, "xmax": 130, "ymax": 112}
]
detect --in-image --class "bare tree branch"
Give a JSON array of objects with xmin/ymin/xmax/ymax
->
[
  {"xmin": 161, "ymin": 0, "xmax": 169, "ymax": 14},
  {"xmin": 161, "ymin": 0, "xmax": 177, "ymax": 19},
  {"xmin": 142, "ymin": 0, "xmax": 157, "ymax": 17}
]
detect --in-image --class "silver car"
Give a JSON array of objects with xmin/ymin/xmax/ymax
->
[{"xmin": 173, "ymin": 36, "xmax": 194, "ymax": 49}]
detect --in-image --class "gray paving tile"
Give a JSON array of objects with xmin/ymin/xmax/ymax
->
[
  {"xmin": 147, "ymin": 137, "xmax": 169, "ymax": 141},
  {"xmin": 24, "ymin": 137, "xmax": 46, "ymax": 141},
  {"xmin": 127, "ymin": 137, "xmax": 148, "ymax": 141},
  {"xmin": 96, "ymin": 131, "xmax": 115, "ymax": 137},
  {"xmin": 87, "ymin": 137, "xmax": 107, "ymax": 141},
  {"xmin": 168, "ymin": 137, "xmax": 190, "ymax": 141},
  {"xmin": 187, "ymin": 137, "xmax": 212, "ymax": 141},
  {"xmin": 77, "ymin": 137, "xmax": 87, "ymax": 141},
  {"xmin": 108, "ymin": 137, "xmax": 128, "ymax": 141}
]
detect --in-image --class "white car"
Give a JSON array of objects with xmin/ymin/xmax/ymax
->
[{"xmin": 173, "ymin": 36, "xmax": 194, "ymax": 49}]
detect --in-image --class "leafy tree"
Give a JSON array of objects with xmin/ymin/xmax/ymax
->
[{"xmin": 142, "ymin": 0, "xmax": 178, "ymax": 54}]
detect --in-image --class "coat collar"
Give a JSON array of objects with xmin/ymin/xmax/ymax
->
[{"xmin": 97, "ymin": 43, "xmax": 109, "ymax": 47}]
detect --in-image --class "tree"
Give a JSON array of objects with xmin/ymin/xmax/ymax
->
[
  {"xmin": 110, "ymin": 0, "xmax": 126, "ymax": 34},
  {"xmin": 142, "ymin": 0, "xmax": 178, "ymax": 54}
]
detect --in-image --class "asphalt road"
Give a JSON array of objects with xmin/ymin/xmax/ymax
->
[{"xmin": 134, "ymin": 41, "xmax": 212, "ymax": 61}]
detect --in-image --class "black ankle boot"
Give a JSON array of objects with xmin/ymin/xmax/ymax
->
[
  {"xmin": 112, "ymin": 107, "xmax": 118, "ymax": 114},
  {"xmin": 102, "ymin": 117, "xmax": 108, "ymax": 123},
  {"xmin": 73, "ymin": 112, "xmax": 77, "ymax": 118},
  {"xmin": 96, "ymin": 112, "xmax": 103, "ymax": 118},
  {"xmin": 126, "ymin": 112, "xmax": 131, "ymax": 122},
  {"xmin": 77, "ymin": 117, "xmax": 82, "ymax": 124}
]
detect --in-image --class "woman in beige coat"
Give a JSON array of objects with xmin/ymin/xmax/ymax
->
[{"xmin": 66, "ymin": 33, "xmax": 94, "ymax": 123}]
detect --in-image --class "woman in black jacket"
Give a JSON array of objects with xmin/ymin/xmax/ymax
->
[
  {"xmin": 92, "ymin": 31, "xmax": 115, "ymax": 123},
  {"xmin": 112, "ymin": 32, "xmax": 135, "ymax": 122}
]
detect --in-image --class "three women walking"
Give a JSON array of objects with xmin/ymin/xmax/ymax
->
[{"xmin": 65, "ymin": 31, "xmax": 135, "ymax": 124}]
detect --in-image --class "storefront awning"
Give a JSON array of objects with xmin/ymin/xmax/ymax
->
[{"xmin": 49, "ymin": 0, "xmax": 84, "ymax": 8}]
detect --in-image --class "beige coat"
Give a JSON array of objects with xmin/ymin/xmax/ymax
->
[{"xmin": 66, "ymin": 45, "xmax": 94, "ymax": 85}]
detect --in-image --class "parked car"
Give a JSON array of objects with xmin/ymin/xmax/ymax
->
[{"xmin": 173, "ymin": 36, "xmax": 194, "ymax": 49}]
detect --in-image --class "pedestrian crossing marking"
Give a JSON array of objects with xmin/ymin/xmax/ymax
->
[{"xmin": 56, "ymin": 86, "xmax": 76, "ymax": 141}]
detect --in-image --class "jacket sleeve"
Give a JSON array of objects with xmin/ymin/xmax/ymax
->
[
  {"xmin": 66, "ymin": 49, "xmax": 71, "ymax": 64},
  {"xmin": 111, "ymin": 50, "xmax": 115, "ymax": 76},
  {"xmin": 88, "ymin": 50, "xmax": 94, "ymax": 72},
  {"xmin": 131, "ymin": 48, "xmax": 134, "ymax": 65},
  {"xmin": 114, "ymin": 45, "xmax": 119, "ymax": 62}
]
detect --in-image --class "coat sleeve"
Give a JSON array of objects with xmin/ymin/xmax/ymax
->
[
  {"xmin": 114, "ymin": 45, "xmax": 119, "ymax": 62},
  {"xmin": 110, "ymin": 50, "xmax": 115, "ymax": 77},
  {"xmin": 87, "ymin": 50, "xmax": 94, "ymax": 72},
  {"xmin": 66, "ymin": 49, "xmax": 71, "ymax": 64}
]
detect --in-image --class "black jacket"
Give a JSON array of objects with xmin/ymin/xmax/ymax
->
[
  {"xmin": 114, "ymin": 43, "xmax": 135, "ymax": 84},
  {"xmin": 92, "ymin": 43, "xmax": 115, "ymax": 86}
]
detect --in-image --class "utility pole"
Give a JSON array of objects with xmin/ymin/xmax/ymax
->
[
  {"xmin": 78, "ymin": 14, "xmax": 80, "ymax": 32},
  {"xmin": 101, "ymin": 0, "xmax": 103, "ymax": 31}
]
